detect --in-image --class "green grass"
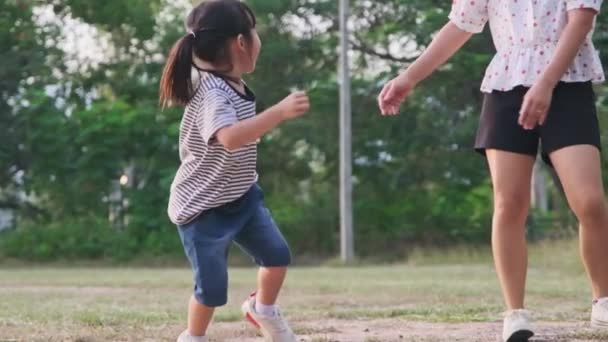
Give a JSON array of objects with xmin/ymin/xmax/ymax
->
[{"xmin": 0, "ymin": 240, "xmax": 601, "ymax": 341}]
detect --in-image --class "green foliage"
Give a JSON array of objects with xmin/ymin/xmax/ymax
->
[
  {"xmin": 54, "ymin": 0, "xmax": 164, "ymax": 40},
  {"xmin": 1, "ymin": 219, "xmax": 132, "ymax": 261},
  {"xmin": 1, "ymin": 0, "xmax": 606, "ymax": 262},
  {"xmin": 0, "ymin": 218, "xmax": 183, "ymax": 262}
]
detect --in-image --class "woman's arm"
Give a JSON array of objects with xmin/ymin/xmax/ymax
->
[
  {"xmin": 378, "ymin": 22, "xmax": 473, "ymax": 115},
  {"xmin": 400, "ymin": 22, "xmax": 474, "ymax": 87},
  {"xmin": 519, "ymin": 9, "xmax": 598, "ymax": 129}
]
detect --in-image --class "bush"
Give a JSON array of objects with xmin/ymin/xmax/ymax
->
[{"xmin": 0, "ymin": 218, "xmax": 182, "ymax": 262}]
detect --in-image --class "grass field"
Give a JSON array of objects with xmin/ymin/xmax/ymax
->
[{"xmin": 1, "ymin": 240, "xmax": 608, "ymax": 341}]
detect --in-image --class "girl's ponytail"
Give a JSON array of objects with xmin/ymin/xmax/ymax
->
[
  {"xmin": 159, "ymin": 35, "xmax": 195, "ymax": 108},
  {"xmin": 159, "ymin": 0, "xmax": 257, "ymax": 107}
]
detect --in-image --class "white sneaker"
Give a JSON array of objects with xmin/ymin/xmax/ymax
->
[
  {"xmin": 502, "ymin": 309, "xmax": 534, "ymax": 342},
  {"xmin": 177, "ymin": 330, "xmax": 208, "ymax": 342},
  {"xmin": 592, "ymin": 297, "xmax": 608, "ymax": 328},
  {"xmin": 241, "ymin": 292, "xmax": 297, "ymax": 342}
]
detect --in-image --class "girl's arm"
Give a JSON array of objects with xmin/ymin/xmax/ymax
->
[
  {"xmin": 216, "ymin": 92, "xmax": 309, "ymax": 151},
  {"xmin": 378, "ymin": 22, "xmax": 473, "ymax": 115},
  {"xmin": 519, "ymin": 9, "xmax": 599, "ymax": 129}
]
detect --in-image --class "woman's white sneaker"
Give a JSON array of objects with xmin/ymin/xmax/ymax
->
[
  {"xmin": 502, "ymin": 309, "xmax": 534, "ymax": 342},
  {"xmin": 592, "ymin": 297, "xmax": 608, "ymax": 328}
]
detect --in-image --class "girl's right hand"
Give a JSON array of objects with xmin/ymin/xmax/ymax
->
[
  {"xmin": 378, "ymin": 74, "xmax": 416, "ymax": 116},
  {"xmin": 276, "ymin": 91, "xmax": 310, "ymax": 120}
]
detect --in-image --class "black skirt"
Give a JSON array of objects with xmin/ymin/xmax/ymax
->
[{"xmin": 475, "ymin": 81, "xmax": 601, "ymax": 166}]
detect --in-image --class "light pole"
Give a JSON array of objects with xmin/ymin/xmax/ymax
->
[{"xmin": 339, "ymin": 0, "xmax": 354, "ymax": 262}]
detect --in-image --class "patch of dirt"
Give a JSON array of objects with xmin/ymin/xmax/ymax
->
[
  {"xmin": 213, "ymin": 319, "xmax": 608, "ymax": 342},
  {"xmin": 2, "ymin": 319, "xmax": 607, "ymax": 341}
]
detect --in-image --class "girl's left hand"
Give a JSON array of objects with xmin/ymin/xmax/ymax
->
[{"xmin": 519, "ymin": 80, "xmax": 554, "ymax": 130}]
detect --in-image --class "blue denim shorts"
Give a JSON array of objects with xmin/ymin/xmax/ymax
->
[{"xmin": 177, "ymin": 183, "xmax": 291, "ymax": 307}]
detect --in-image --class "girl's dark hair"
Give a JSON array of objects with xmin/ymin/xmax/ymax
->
[{"xmin": 159, "ymin": 0, "xmax": 256, "ymax": 107}]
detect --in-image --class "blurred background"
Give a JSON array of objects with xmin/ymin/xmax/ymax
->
[
  {"xmin": 1, "ymin": 0, "xmax": 608, "ymax": 264},
  {"xmin": 5, "ymin": 1, "xmax": 608, "ymax": 341}
]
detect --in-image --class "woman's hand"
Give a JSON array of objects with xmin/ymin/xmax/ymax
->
[
  {"xmin": 519, "ymin": 79, "xmax": 554, "ymax": 130},
  {"xmin": 518, "ymin": 8, "xmax": 597, "ymax": 130},
  {"xmin": 377, "ymin": 22, "xmax": 473, "ymax": 116},
  {"xmin": 378, "ymin": 73, "xmax": 416, "ymax": 116}
]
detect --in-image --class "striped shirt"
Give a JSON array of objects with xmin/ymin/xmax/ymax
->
[{"xmin": 168, "ymin": 72, "xmax": 258, "ymax": 225}]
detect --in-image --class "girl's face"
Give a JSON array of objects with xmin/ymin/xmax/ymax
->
[
  {"xmin": 233, "ymin": 29, "xmax": 261, "ymax": 75},
  {"xmin": 248, "ymin": 29, "xmax": 261, "ymax": 73}
]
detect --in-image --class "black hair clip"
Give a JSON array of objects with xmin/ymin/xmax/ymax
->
[{"xmin": 187, "ymin": 27, "xmax": 219, "ymax": 39}]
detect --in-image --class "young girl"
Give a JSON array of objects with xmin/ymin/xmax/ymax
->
[
  {"xmin": 159, "ymin": 1, "xmax": 309, "ymax": 341},
  {"xmin": 378, "ymin": 1, "xmax": 608, "ymax": 341}
]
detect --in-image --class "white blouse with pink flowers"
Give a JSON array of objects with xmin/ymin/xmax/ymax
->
[{"xmin": 449, "ymin": 0, "xmax": 604, "ymax": 93}]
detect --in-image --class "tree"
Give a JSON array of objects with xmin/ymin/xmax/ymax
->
[{"xmin": 3, "ymin": 0, "xmax": 605, "ymax": 261}]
